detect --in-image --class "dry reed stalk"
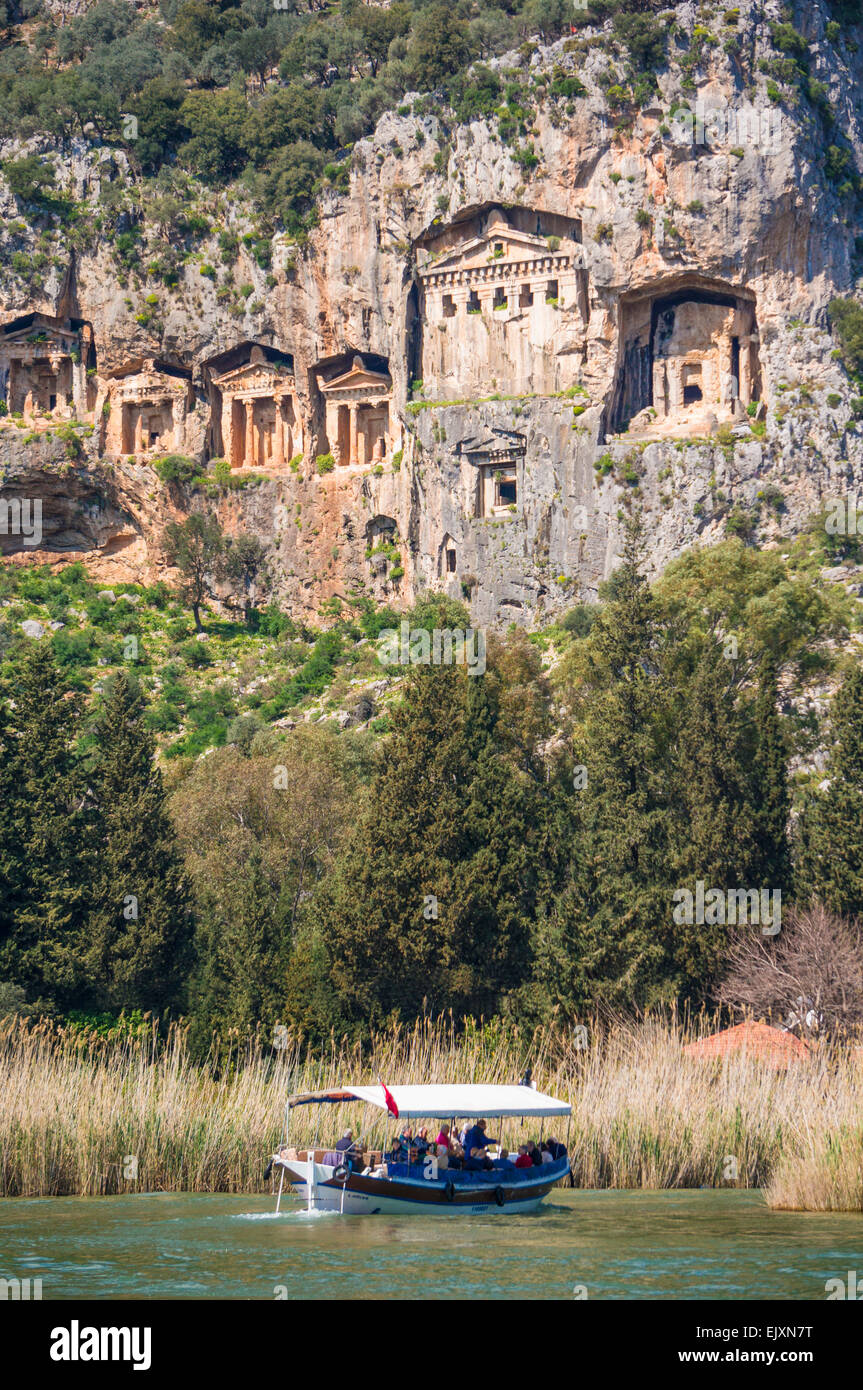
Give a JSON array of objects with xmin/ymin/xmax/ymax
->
[{"xmin": 0, "ymin": 1013, "xmax": 860, "ymax": 1206}]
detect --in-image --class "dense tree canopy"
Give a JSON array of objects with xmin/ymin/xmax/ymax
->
[
  {"xmin": 0, "ymin": 642, "xmax": 91, "ymax": 1009},
  {"xmin": 0, "ymin": 532, "xmax": 857, "ymax": 1043},
  {"xmin": 311, "ymin": 650, "xmax": 559, "ymax": 1027},
  {"xmin": 0, "ymin": 0, "xmax": 840, "ymax": 243},
  {"xmin": 796, "ymin": 664, "xmax": 863, "ymax": 919},
  {"xmin": 0, "ymin": 0, "xmax": 658, "ymax": 233},
  {"xmin": 83, "ymin": 672, "xmax": 193, "ymax": 1014}
]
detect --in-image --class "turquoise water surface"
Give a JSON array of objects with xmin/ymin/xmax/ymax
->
[{"xmin": 1, "ymin": 1188, "xmax": 862, "ymax": 1300}]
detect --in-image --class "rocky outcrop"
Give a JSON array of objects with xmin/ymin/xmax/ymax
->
[
  {"xmin": 0, "ymin": 434, "xmax": 147, "ymax": 577},
  {"xmin": 2, "ymin": 1, "xmax": 863, "ymax": 623}
]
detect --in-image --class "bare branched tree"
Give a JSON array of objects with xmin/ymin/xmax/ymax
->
[{"xmin": 716, "ymin": 904, "xmax": 863, "ymax": 1037}]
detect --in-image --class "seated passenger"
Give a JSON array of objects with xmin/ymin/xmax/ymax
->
[
  {"xmin": 514, "ymin": 1145, "xmax": 532, "ymax": 1169},
  {"xmin": 414, "ymin": 1126, "xmax": 432, "ymax": 1155},
  {"xmin": 335, "ymin": 1129, "xmax": 362, "ymax": 1162},
  {"xmin": 462, "ymin": 1119, "xmax": 497, "ymax": 1163},
  {"xmin": 447, "ymin": 1136, "xmax": 464, "ymax": 1170},
  {"xmin": 540, "ymin": 1142, "xmax": 554, "ymax": 1164},
  {"xmin": 546, "ymin": 1137, "xmax": 568, "ymax": 1161},
  {"xmin": 436, "ymin": 1123, "xmax": 452, "ymax": 1151},
  {"xmin": 526, "ymin": 1139, "xmax": 543, "ymax": 1166},
  {"xmin": 394, "ymin": 1125, "xmax": 414, "ymax": 1161},
  {"xmin": 465, "ymin": 1145, "xmax": 494, "ymax": 1172}
]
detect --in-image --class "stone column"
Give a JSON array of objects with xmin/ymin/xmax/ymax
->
[
  {"xmin": 653, "ymin": 361, "xmax": 667, "ymax": 419},
  {"xmin": 273, "ymin": 399, "xmax": 284, "ymax": 467},
  {"xmin": 134, "ymin": 410, "xmax": 143, "ymax": 453},
  {"xmin": 668, "ymin": 362, "xmax": 683, "ymax": 414},
  {"xmin": 117, "ymin": 399, "xmax": 129, "ymax": 454},
  {"xmin": 221, "ymin": 401, "xmax": 233, "ymax": 465},
  {"xmin": 172, "ymin": 394, "xmax": 185, "ymax": 451},
  {"xmin": 739, "ymin": 338, "xmax": 752, "ymax": 406},
  {"xmin": 349, "ymin": 402, "xmax": 359, "ymax": 465},
  {"xmin": 717, "ymin": 334, "xmax": 733, "ymax": 407},
  {"xmin": 71, "ymin": 358, "xmax": 88, "ymax": 417},
  {"xmin": 244, "ymin": 400, "xmax": 255, "ymax": 467}
]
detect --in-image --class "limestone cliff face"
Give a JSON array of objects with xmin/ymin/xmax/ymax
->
[{"xmin": 2, "ymin": 0, "xmax": 863, "ymax": 624}]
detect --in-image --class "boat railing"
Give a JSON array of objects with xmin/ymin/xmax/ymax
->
[{"xmin": 278, "ymin": 1146, "xmax": 384, "ymax": 1167}]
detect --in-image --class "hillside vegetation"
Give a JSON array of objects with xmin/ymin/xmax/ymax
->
[
  {"xmin": 2, "ymin": 519, "xmax": 863, "ymax": 1046},
  {"xmin": 1, "ymin": 0, "xmax": 861, "ymax": 283}
]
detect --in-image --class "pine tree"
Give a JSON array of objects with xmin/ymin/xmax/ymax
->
[
  {"xmin": 0, "ymin": 640, "xmax": 91, "ymax": 1008},
  {"xmin": 749, "ymin": 654, "xmax": 792, "ymax": 893},
  {"xmin": 315, "ymin": 659, "xmax": 548, "ymax": 1025},
  {"xmin": 189, "ymin": 850, "xmax": 292, "ymax": 1051},
  {"xmin": 84, "ymin": 672, "xmax": 192, "ymax": 1013},
  {"xmin": 796, "ymin": 664, "xmax": 863, "ymax": 916},
  {"xmin": 543, "ymin": 516, "xmax": 675, "ymax": 1013},
  {"xmin": 669, "ymin": 639, "xmax": 760, "ymax": 995}
]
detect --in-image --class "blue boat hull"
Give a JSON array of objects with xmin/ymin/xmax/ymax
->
[{"xmin": 277, "ymin": 1155, "xmax": 570, "ymax": 1215}]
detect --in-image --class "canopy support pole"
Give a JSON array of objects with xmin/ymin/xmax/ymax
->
[
  {"xmin": 566, "ymin": 1113, "xmax": 573, "ymax": 1187},
  {"xmin": 308, "ymin": 1113, "xmax": 320, "ymax": 1215},
  {"xmin": 275, "ymin": 1099, "xmax": 290, "ymax": 1214}
]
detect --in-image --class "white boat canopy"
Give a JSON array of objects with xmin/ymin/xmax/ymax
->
[{"xmin": 286, "ymin": 1083, "xmax": 571, "ymax": 1119}]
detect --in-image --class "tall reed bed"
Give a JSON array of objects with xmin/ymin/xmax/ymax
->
[
  {"xmin": 1, "ymin": 1014, "xmax": 860, "ymax": 1207},
  {"xmin": 764, "ymin": 1129, "xmax": 863, "ymax": 1212}
]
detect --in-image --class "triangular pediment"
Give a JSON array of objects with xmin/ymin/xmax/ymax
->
[
  {"xmin": 422, "ymin": 225, "xmax": 555, "ymax": 275},
  {"xmin": 213, "ymin": 360, "xmax": 293, "ymax": 389},
  {"xmin": 1, "ymin": 314, "xmax": 78, "ymax": 348},
  {"xmin": 318, "ymin": 365, "xmax": 392, "ymax": 393}
]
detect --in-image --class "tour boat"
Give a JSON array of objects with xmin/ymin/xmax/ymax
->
[{"xmin": 269, "ymin": 1083, "xmax": 572, "ymax": 1216}]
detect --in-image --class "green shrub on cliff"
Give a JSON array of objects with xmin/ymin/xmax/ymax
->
[
  {"xmin": 769, "ymin": 21, "xmax": 808, "ymax": 59},
  {"xmin": 153, "ymin": 454, "xmax": 204, "ymax": 487},
  {"xmin": 829, "ymin": 297, "xmax": 863, "ymax": 380},
  {"xmin": 612, "ymin": 11, "xmax": 667, "ymax": 77},
  {"xmin": 2, "ymin": 155, "xmax": 57, "ymax": 205}
]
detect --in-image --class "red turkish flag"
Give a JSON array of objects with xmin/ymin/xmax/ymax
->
[{"xmin": 378, "ymin": 1077, "xmax": 399, "ymax": 1118}]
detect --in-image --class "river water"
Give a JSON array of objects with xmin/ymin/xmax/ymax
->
[{"xmin": 1, "ymin": 1189, "xmax": 860, "ymax": 1300}]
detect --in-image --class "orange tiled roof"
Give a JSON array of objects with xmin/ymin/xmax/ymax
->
[{"xmin": 683, "ymin": 1020, "xmax": 810, "ymax": 1065}]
